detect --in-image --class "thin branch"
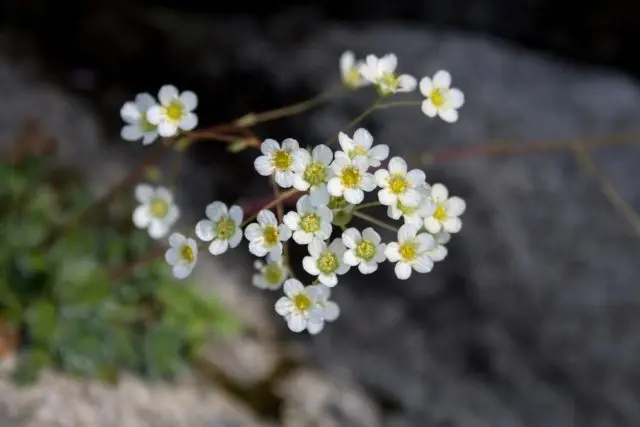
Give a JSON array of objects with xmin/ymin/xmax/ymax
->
[{"xmin": 352, "ymin": 211, "xmax": 398, "ymax": 232}]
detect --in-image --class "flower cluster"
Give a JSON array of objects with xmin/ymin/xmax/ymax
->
[{"xmin": 124, "ymin": 51, "xmax": 466, "ymax": 335}]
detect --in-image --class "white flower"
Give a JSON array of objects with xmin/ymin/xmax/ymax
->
[
  {"xmin": 375, "ymin": 156, "xmax": 426, "ymax": 208},
  {"xmin": 387, "ymin": 183, "xmax": 435, "ymax": 226},
  {"xmin": 358, "ymin": 53, "xmax": 417, "ymax": 95},
  {"xmin": 342, "ymin": 227, "xmax": 386, "ymax": 274},
  {"xmin": 132, "ymin": 184, "xmax": 179, "ymax": 239},
  {"xmin": 337, "ymin": 128, "xmax": 389, "ymax": 168},
  {"xmin": 424, "ymin": 183, "xmax": 466, "ymax": 234},
  {"xmin": 195, "ymin": 202, "xmax": 243, "ymax": 255},
  {"xmin": 327, "ymin": 153, "xmax": 376, "ymax": 204},
  {"xmin": 164, "ymin": 233, "xmax": 198, "ymax": 279},
  {"xmin": 428, "ymin": 231, "xmax": 450, "ymax": 263},
  {"xmin": 146, "ymin": 85, "xmax": 198, "ymax": 137},
  {"xmin": 293, "ymin": 144, "xmax": 333, "ymax": 206},
  {"xmin": 385, "ymin": 224, "xmax": 436, "ymax": 280},
  {"xmin": 275, "ymin": 279, "xmax": 324, "ymax": 333},
  {"xmin": 302, "ymin": 238, "xmax": 350, "ymax": 287},
  {"xmin": 419, "ymin": 70, "xmax": 464, "ymax": 123},
  {"xmin": 306, "ymin": 284, "xmax": 340, "ymax": 335},
  {"xmin": 340, "ymin": 51, "xmax": 368, "ymax": 89},
  {"xmin": 283, "ymin": 195, "xmax": 333, "ymax": 245},
  {"xmin": 120, "ymin": 93, "xmax": 158, "ymax": 145},
  {"xmin": 254, "ymin": 138, "xmax": 305, "ymax": 188},
  {"xmin": 252, "ymin": 254, "xmax": 289, "ymax": 290},
  {"xmin": 244, "ymin": 209, "xmax": 292, "ymax": 258}
]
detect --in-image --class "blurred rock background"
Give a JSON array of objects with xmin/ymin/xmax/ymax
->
[{"xmin": 1, "ymin": 1, "xmax": 640, "ymax": 426}]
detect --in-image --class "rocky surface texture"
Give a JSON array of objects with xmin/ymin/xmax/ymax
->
[{"xmin": 1, "ymin": 8, "xmax": 640, "ymax": 427}]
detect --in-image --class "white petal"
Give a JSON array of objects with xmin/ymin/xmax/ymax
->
[
  {"xmin": 344, "ymin": 188, "xmax": 364, "ymax": 204},
  {"xmin": 369, "ymin": 144, "xmax": 389, "ymax": 164},
  {"xmin": 429, "ymin": 245, "xmax": 448, "ymax": 262},
  {"xmin": 209, "ymin": 239, "xmax": 229, "ymax": 255},
  {"xmin": 173, "ymin": 264, "xmax": 193, "ymax": 279},
  {"xmin": 135, "ymin": 184, "xmax": 154, "ymax": 203},
  {"xmin": 313, "ymin": 144, "xmax": 333, "ymax": 165},
  {"xmin": 275, "ymin": 171, "xmax": 294, "ymax": 188},
  {"xmin": 439, "ymin": 108, "xmax": 459, "ymax": 123},
  {"xmin": 374, "ymin": 169, "xmax": 389, "ymax": 187},
  {"xmin": 307, "ymin": 321, "xmax": 325, "ymax": 335},
  {"xmin": 206, "ymin": 201, "xmax": 228, "ymax": 221},
  {"xmin": 433, "ymin": 70, "xmax": 452, "ymax": 88},
  {"xmin": 375, "ymin": 245, "xmax": 387, "ymax": 262},
  {"xmin": 434, "ymin": 232, "xmax": 451, "ymax": 245},
  {"xmin": 292, "ymin": 151, "xmax": 308, "ymax": 172},
  {"xmin": 397, "ymin": 74, "xmax": 417, "ymax": 92},
  {"xmin": 419, "ymin": 77, "xmax": 433, "ymax": 96},
  {"xmin": 385, "ymin": 243, "xmax": 401, "ymax": 262},
  {"xmin": 318, "ymin": 221, "xmax": 332, "ymax": 240},
  {"xmin": 303, "ymin": 256, "xmax": 320, "ymax": 275},
  {"xmin": 169, "ymin": 232, "xmax": 186, "ymax": 247},
  {"xmin": 395, "ymin": 262, "xmax": 412, "ymax": 280},
  {"xmin": 341, "ymin": 228, "xmax": 361, "ymax": 248},
  {"xmin": 158, "ymin": 121, "xmax": 178, "ymax": 137},
  {"xmin": 293, "ymin": 230, "xmax": 313, "ymax": 245},
  {"xmin": 378, "ymin": 53, "xmax": 397, "ymax": 73},
  {"xmin": 430, "ymin": 183, "xmax": 449, "ymax": 202},
  {"xmin": 135, "ymin": 93, "xmax": 156, "ymax": 110},
  {"xmin": 244, "ymin": 223, "xmax": 262, "ymax": 241},
  {"xmin": 337, "ymin": 132, "xmax": 354, "ymax": 153},
  {"xmin": 361, "ymin": 174, "xmax": 377, "ymax": 192},
  {"xmin": 257, "ymin": 209, "xmax": 277, "ymax": 226},
  {"xmin": 308, "ymin": 238, "xmax": 325, "ymax": 257},
  {"xmin": 179, "ymin": 113, "xmax": 198, "ymax": 131},
  {"xmin": 378, "ymin": 188, "xmax": 397, "ymax": 206},
  {"xmin": 398, "ymin": 224, "xmax": 418, "ymax": 242},
  {"xmin": 142, "ymin": 132, "xmax": 158, "ymax": 145},
  {"xmin": 281, "ymin": 138, "xmax": 299, "ymax": 151},
  {"xmin": 416, "ymin": 233, "xmax": 436, "ymax": 251},
  {"xmin": 253, "ymin": 275, "xmax": 268, "ymax": 289},
  {"xmin": 358, "ymin": 261, "xmax": 378, "ymax": 274},
  {"xmin": 146, "ymin": 105, "xmax": 163, "ymax": 124},
  {"xmin": 293, "ymin": 174, "xmax": 310, "ymax": 191},
  {"xmin": 330, "ymin": 238, "xmax": 347, "ymax": 255},
  {"xmin": 449, "ymin": 88, "xmax": 465, "ymax": 109},
  {"xmin": 269, "ymin": 243, "xmax": 284, "ymax": 259},
  {"xmin": 413, "ymin": 254, "xmax": 434, "ymax": 273},
  {"xmin": 296, "ymin": 195, "xmax": 314, "ymax": 214},
  {"xmin": 446, "ymin": 197, "xmax": 466, "ymax": 216},
  {"xmin": 227, "ymin": 205, "xmax": 242, "ymax": 224},
  {"xmin": 399, "ymin": 189, "xmax": 421, "ymax": 207},
  {"xmin": 323, "ymin": 301, "xmax": 340, "ymax": 321},
  {"xmin": 319, "ymin": 274, "xmax": 338, "ymax": 287},
  {"xmin": 120, "ymin": 102, "xmax": 141, "ymax": 122},
  {"xmin": 421, "ymin": 100, "xmax": 438, "ymax": 118},
  {"xmin": 229, "ymin": 229, "xmax": 243, "ymax": 248},
  {"xmin": 158, "ymin": 85, "xmax": 179, "ymax": 104},
  {"xmin": 340, "ymin": 50, "xmax": 355, "ymax": 74},
  {"xmin": 148, "ymin": 221, "xmax": 169, "ymax": 239},
  {"xmin": 249, "ymin": 240, "xmax": 268, "ymax": 257},
  {"xmin": 353, "ymin": 128, "xmax": 373, "ymax": 149},
  {"xmin": 343, "ymin": 249, "xmax": 359, "ymax": 266},
  {"xmin": 388, "ymin": 157, "xmax": 407, "ymax": 174},
  {"xmin": 121, "ymin": 124, "xmax": 143, "ymax": 141},
  {"xmin": 406, "ymin": 170, "xmax": 426, "ymax": 186},
  {"xmin": 443, "ymin": 217, "xmax": 462, "ymax": 233},
  {"xmin": 327, "ymin": 178, "xmax": 344, "ymax": 197},
  {"xmin": 309, "ymin": 186, "xmax": 330, "ymax": 207},
  {"xmin": 361, "ymin": 227, "xmax": 380, "ymax": 244},
  {"xmin": 287, "ymin": 313, "xmax": 306, "ymax": 333},
  {"xmin": 254, "ymin": 156, "xmax": 274, "ymax": 176},
  {"xmin": 424, "ymin": 216, "xmax": 443, "ymax": 234},
  {"xmin": 278, "ymin": 224, "xmax": 292, "ymax": 241},
  {"xmin": 132, "ymin": 205, "xmax": 150, "ymax": 228},
  {"xmin": 164, "ymin": 248, "xmax": 179, "ymax": 265},
  {"xmin": 388, "ymin": 205, "xmax": 402, "ymax": 220},
  {"xmin": 275, "ymin": 297, "xmax": 293, "ymax": 315},
  {"xmin": 284, "ymin": 279, "xmax": 304, "ymax": 297},
  {"xmin": 283, "ymin": 211, "xmax": 300, "ymax": 231},
  {"xmin": 179, "ymin": 91, "xmax": 198, "ymax": 110},
  {"xmin": 261, "ymin": 139, "xmax": 280, "ymax": 155},
  {"xmin": 352, "ymin": 155, "xmax": 370, "ymax": 172}
]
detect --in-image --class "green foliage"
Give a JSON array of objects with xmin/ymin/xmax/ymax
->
[{"xmin": 0, "ymin": 154, "xmax": 239, "ymax": 385}]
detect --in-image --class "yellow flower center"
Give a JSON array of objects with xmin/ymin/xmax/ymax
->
[
  {"xmin": 344, "ymin": 67, "xmax": 361, "ymax": 88},
  {"xmin": 272, "ymin": 149, "xmax": 293, "ymax": 170},
  {"xmin": 294, "ymin": 293, "xmax": 312, "ymax": 311},
  {"xmin": 263, "ymin": 225, "xmax": 279, "ymax": 246},
  {"xmin": 215, "ymin": 217, "xmax": 236, "ymax": 240},
  {"xmin": 140, "ymin": 112, "xmax": 157, "ymax": 132},
  {"xmin": 150, "ymin": 198, "xmax": 169, "ymax": 218},
  {"xmin": 389, "ymin": 175, "xmax": 408, "ymax": 194},
  {"xmin": 317, "ymin": 252, "xmax": 339, "ymax": 274},
  {"xmin": 379, "ymin": 72, "xmax": 400, "ymax": 94},
  {"xmin": 397, "ymin": 200, "xmax": 417, "ymax": 215},
  {"xmin": 263, "ymin": 263, "xmax": 284, "ymax": 286},
  {"xmin": 434, "ymin": 205, "xmax": 447, "ymax": 221},
  {"xmin": 341, "ymin": 166, "xmax": 362, "ymax": 188},
  {"xmin": 180, "ymin": 245, "xmax": 195, "ymax": 263},
  {"xmin": 349, "ymin": 145, "xmax": 368, "ymax": 158},
  {"xmin": 327, "ymin": 196, "xmax": 349, "ymax": 211},
  {"xmin": 303, "ymin": 162, "xmax": 326, "ymax": 185},
  {"xmin": 355, "ymin": 240, "xmax": 376, "ymax": 261},
  {"xmin": 300, "ymin": 213, "xmax": 321, "ymax": 233},
  {"xmin": 399, "ymin": 242, "xmax": 417, "ymax": 261},
  {"xmin": 166, "ymin": 100, "xmax": 184, "ymax": 121},
  {"xmin": 430, "ymin": 89, "xmax": 446, "ymax": 108}
]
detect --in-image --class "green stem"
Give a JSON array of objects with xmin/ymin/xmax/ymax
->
[
  {"xmin": 376, "ymin": 100, "xmax": 422, "ymax": 109},
  {"xmin": 325, "ymin": 98, "xmax": 382, "ymax": 145},
  {"xmin": 354, "ymin": 201, "xmax": 382, "ymax": 211},
  {"xmin": 352, "ymin": 211, "xmax": 398, "ymax": 232}
]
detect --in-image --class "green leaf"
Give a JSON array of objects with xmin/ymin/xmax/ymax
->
[
  {"xmin": 142, "ymin": 324, "xmax": 183, "ymax": 379},
  {"xmin": 12, "ymin": 347, "xmax": 52, "ymax": 385},
  {"xmin": 25, "ymin": 299, "xmax": 56, "ymax": 345}
]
